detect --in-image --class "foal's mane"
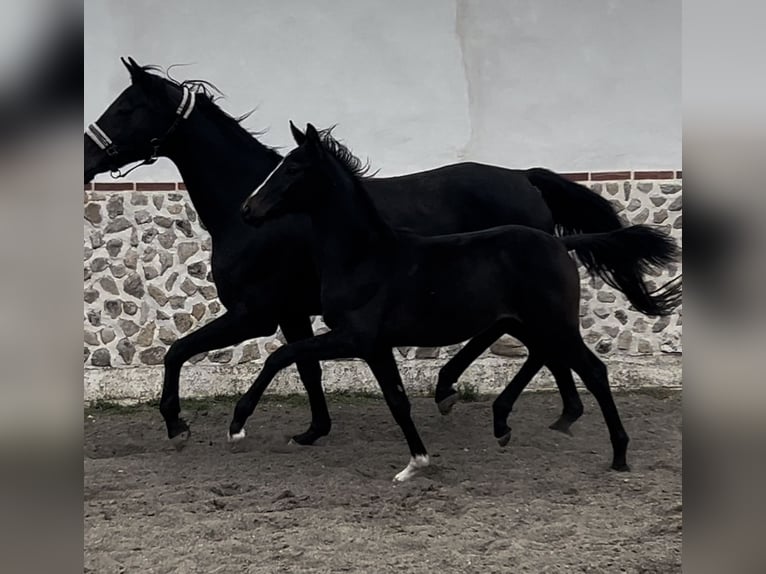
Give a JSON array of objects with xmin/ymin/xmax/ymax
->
[
  {"xmin": 316, "ymin": 127, "xmax": 376, "ymax": 179},
  {"xmin": 314, "ymin": 127, "xmax": 393, "ymax": 237}
]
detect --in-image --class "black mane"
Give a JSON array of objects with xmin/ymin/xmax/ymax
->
[
  {"xmin": 317, "ymin": 126, "xmax": 376, "ymax": 179},
  {"xmin": 139, "ymin": 64, "xmax": 273, "ymax": 146}
]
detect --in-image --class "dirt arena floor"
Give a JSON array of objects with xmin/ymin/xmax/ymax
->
[{"xmin": 84, "ymin": 390, "xmax": 681, "ymax": 573}]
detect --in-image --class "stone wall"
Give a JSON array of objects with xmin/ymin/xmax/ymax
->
[{"xmin": 83, "ymin": 173, "xmax": 682, "ymax": 401}]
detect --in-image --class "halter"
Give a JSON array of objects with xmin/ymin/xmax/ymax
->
[{"xmin": 86, "ymin": 85, "xmax": 196, "ymax": 179}]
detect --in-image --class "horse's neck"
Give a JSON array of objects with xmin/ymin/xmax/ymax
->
[
  {"xmin": 164, "ymin": 113, "xmax": 281, "ymax": 237},
  {"xmin": 311, "ymin": 169, "xmax": 396, "ymax": 275}
]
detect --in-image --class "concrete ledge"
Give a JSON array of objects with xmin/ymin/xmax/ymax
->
[{"xmin": 84, "ymin": 355, "xmax": 681, "ymax": 405}]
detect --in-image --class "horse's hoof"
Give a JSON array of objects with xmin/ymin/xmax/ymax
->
[
  {"xmin": 290, "ymin": 427, "xmax": 327, "ymax": 446},
  {"xmin": 611, "ymin": 461, "xmax": 630, "ymax": 472},
  {"xmin": 170, "ymin": 429, "xmax": 191, "ymax": 451},
  {"xmin": 168, "ymin": 419, "xmax": 191, "ymax": 450},
  {"xmin": 289, "ymin": 425, "xmax": 330, "ymax": 446},
  {"xmin": 436, "ymin": 392, "xmax": 459, "ymax": 416},
  {"xmin": 548, "ymin": 417, "xmax": 575, "ymax": 437},
  {"xmin": 497, "ymin": 430, "xmax": 512, "ymax": 447}
]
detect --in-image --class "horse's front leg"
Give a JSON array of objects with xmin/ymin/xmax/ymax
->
[
  {"xmin": 159, "ymin": 309, "xmax": 275, "ymax": 448},
  {"xmin": 228, "ymin": 330, "xmax": 358, "ymax": 441}
]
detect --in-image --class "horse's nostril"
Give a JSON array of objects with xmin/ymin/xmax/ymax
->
[{"xmin": 241, "ymin": 203, "xmax": 250, "ymax": 219}]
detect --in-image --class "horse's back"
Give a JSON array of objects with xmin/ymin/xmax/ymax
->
[{"xmin": 365, "ymin": 162, "xmax": 553, "ymax": 235}]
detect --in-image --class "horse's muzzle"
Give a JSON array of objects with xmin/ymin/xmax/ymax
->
[{"xmin": 240, "ymin": 201, "xmax": 266, "ymax": 226}]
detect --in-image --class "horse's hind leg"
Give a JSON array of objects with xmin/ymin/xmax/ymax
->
[
  {"xmin": 492, "ymin": 353, "xmax": 545, "ymax": 446},
  {"xmin": 568, "ymin": 339, "xmax": 630, "ymax": 471},
  {"xmin": 435, "ymin": 322, "xmax": 507, "ymax": 414},
  {"xmin": 547, "ymin": 363, "xmax": 584, "ymax": 436}
]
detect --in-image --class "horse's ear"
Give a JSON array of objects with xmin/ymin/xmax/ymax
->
[
  {"xmin": 289, "ymin": 120, "xmax": 306, "ymax": 145},
  {"xmin": 304, "ymin": 123, "xmax": 322, "ymax": 156},
  {"xmin": 305, "ymin": 123, "xmax": 320, "ymax": 143},
  {"xmin": 122, "ymin": 56, "xmax": 147, "ymax": 84}
]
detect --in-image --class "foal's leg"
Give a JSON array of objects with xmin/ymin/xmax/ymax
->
[
  {"xmin": 435, "ymin": 323, "xmax": 507, "ymax": 414},
  {"xmin": 547, "ymin": 362, "xmax": 584, "ymax": 436},
  {"xmin": 160, "ymin": 310, "xmax": 268, "ymax": 448},
  {"xmin": 279, "ymin": 315, "xmax": 332, "ymax": 445},
  {"xmin": 492, "ymin": 353, "xmax": 545, "ymax": 446},
  {"xmin": 229, "ymin": 331, "xmax": 358, "ymax": 440},
  {"xmin": 568, "ymin": 339, "xmax": 630, "ymax": 471},
  {"xmin": 436, "ymin": 323, "xmax": 585, "ymax": 429},
  {"xmin": 367, "ymin": 348, "xmax": 429, "ymax": 482}
]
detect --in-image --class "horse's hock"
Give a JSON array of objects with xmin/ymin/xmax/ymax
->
[{"xmin": 83, "ymin": 176, "xmax": 682, "ymax": 403}]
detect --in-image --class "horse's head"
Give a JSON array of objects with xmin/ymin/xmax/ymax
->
[
  {"xmin": 241, "ymin": 121, "xmax": 325, "ymax": 225},
  {"xmin": 84, "ymin": 57, "xmax": 194, "ymax": 183}
]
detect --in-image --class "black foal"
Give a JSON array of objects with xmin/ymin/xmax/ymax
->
[{"xmin": 232, "ymin": 123, "xmax": 679, "ymax": 480}]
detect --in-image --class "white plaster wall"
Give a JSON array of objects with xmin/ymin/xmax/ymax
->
[
  {"xmin": 456, "ymin": 0, "xmax": 681, "ymax": 170},
  {"xmin": 85, "ymin": 0, "xmax": 680, "ymax": 180}
]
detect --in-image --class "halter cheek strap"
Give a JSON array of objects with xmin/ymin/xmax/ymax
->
[
  {"xmin": 86, "ymin": 85, "xmax": 196, "ymax": 178},
  {"xmin": 175, "ymin": 86, "xmax": 196, "ymax": 119},
  {"xmin": 85, "ymin": 123, "xmax": 117, "ymax": 156}
]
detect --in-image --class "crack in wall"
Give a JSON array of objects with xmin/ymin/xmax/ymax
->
[{"xmin": 455, "ymin": 0, "xmax": 476, "ymax": 161}]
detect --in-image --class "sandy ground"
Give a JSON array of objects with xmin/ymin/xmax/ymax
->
[{"xmin": 84, "ymin": 390, "xmax": 681, "ymax": 573}]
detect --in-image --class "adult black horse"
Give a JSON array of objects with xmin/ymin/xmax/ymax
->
[
  {"xmin": 84, "ymin": 58, "xmax": 680, "ymax": 448},
  {"xmin": 233, "ymin": 123, "xmax": 679, "ymax": 480}
]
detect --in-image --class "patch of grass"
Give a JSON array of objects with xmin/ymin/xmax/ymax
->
[
  {"xmin": 259, "ymin": 393, "xmax": 310, "ymax": 407},
  {"xmin": 86, "ymin": 399, "xmax": 150, "ymax": 415},
  {"xmin": 615, "ymin": 386, "xmax": 681, "ymax": 400},
  {"xmin": 84, "ymin": 390, "xmax": 390, "ymax": 416},
  {"xmin": 179, "ymin": 394, "xmax": 239, "ymax": 410},
  {"xmin": 85, "ymin": 394, "xmax": 237, "ymax": 416},
  {"xmin": 327, "ymin": 390, "xmax": 382, "ymax": 405},
  {"xmin": 458, "ymin": 382, "xmax": 480, "ymax": 402},
  {"xmin": 85, "ymin": 386, "xmax": 681, "ymax": 417}
]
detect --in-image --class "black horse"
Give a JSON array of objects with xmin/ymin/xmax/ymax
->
[
  {"xmin": 234, "ymin": 124, "xmax": 679, "ymax": 480},
  {"xmin": 84, "ymin": 59, "xmax": 680, "ymax": 447}
]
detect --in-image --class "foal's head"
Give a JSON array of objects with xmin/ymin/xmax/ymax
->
[
  {"xmin": 242, "ymin": 122, "xmax": 336, "ymax": 224},
  {"xmin": 85, "ymin": 57, "xmax": 235, "ymax": 182}
]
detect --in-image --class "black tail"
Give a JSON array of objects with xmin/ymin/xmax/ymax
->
[
  {"xmin": 527, "ymin": 167, "xmax": 623, "ymax": 236},
  {"xmin": 562, "ymin": 225, "xmax": 682, "ymax": 316}
]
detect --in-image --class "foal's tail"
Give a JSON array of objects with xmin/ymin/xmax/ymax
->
[
  {"xmin": 561, "ymin": 225, "xmax": 682, "ymax": 316},
  {"xmin": 528, "ymin": 167, "xmax": 681, "ymax": 316}
]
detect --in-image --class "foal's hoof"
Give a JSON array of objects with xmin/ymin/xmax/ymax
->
[
  {"xmin": 393, "ymin": 455, "xmax": 430, "ymax": 482},
  {"xmin": 611, "ymin": 461, "xmax": 631, "ymax": 472},
  {"xmin": 168, "ymin": 419, "xmax": 191, "ymax": 451},
  {"xmin": 436, "ymin": 392, "xmax": 459, "ymax": 416},
  {"xmin": 227, "ymin": 428, "xmax": 246, "ymax": 443},
  {"xmin": 497, "ymin": 430, "xmax": 512, "ymax": 447},
  {"xmin": 548, "ymin": 416, "xmax": 575, "ymax": 437}
]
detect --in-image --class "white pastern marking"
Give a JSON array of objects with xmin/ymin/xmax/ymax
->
[
  {"xmin": 393, "ymin": 454, "xmax": 430, "ymax": 482},
  {"xmin": 246, "ymin": 157, "xmax": 285, "ymax": 202},
  {"xmin": 227, "ymin": 428, "xmax": 246, "ymax": 443}
]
